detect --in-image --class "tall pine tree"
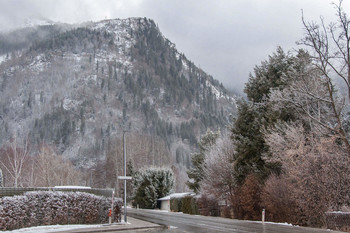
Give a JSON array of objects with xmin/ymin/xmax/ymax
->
[{"xmin": 231, "ymin": 47, "xmax": 295, "ymax": 184}]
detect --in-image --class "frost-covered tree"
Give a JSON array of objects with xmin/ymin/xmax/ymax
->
[
  {"xmin": 187, "ymin": 129, "xmax": 219, "ymax": 194},
  {"xmin": 268, "ymin": 49, "xmax": 350, "ymax": 154},
  {"xmin": 132, "ymin": 167, "xmax": 174, "ymax": 209},
  {"xmin": 262, "ymin": 122, "xmax": 350, "ymax": 226},
  {"xmin": 202, "ymin": 132, "xmax": 236, "ymax": 203},
  {"xmin": 244, "ymin": 47, "xmax": 291, "ymax": 103}
]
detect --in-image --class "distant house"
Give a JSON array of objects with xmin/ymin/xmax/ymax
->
[{"xmin": 158, "ymin": 192, "xmax": 194, "ymax": 211}]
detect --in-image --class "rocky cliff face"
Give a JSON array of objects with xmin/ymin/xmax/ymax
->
[{"xmin": 0, "ymin": 18, "xmax": 237, "ymax": 168}]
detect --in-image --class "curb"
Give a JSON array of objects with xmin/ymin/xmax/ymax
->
[{"xmin": 53, "ymin": 217, "xmax": 162, "ymax": 233}]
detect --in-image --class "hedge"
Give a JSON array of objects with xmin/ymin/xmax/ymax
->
[
  {"xmin": 170, "ymin": 197, "xmax": 183, "ymax": 212},
  {"xmin": 0, "ymin": 191, "xmax": 122, "ymax": 231},
  {"xmin": 181, "ymin": 196, "xmax": 199, "ymax": 215}
]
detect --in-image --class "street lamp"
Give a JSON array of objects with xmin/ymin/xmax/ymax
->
[
  {"xmin": 89, "ymin": 168, "xmax": 95, "ymax": 187},
  {"xmin": 123, "ymin": 130, "xmax": 128, "ymax": 223},
  {"xmin": 118, "ymin": 130, "xmax": 132, "ymax": 223}
]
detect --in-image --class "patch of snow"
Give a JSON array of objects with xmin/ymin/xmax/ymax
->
[
  {"xmin": 63, "ymin": 98, "xmax": 82, "ymax": 111},
  {"xmin": 205, "ymin": 80, "xmax": 236, "ymax": 104},
  {"xmin": 206, "ymin": 80, "xmax": 223, "ymax": 99},
  {"xmin": 28, "ymin": 54, "xmax": 47, "ymax": 73},
  {"xmin": 264, "ymin": 221, "xmax": 294, "ymax": 226},
  {"xmin": 0, "ymin": 54, "xmax": 8, "ymax": 64},
  {"xmin": 3, "ymin": 224, "xmax": 102, "ymax": 233},
  {"xmin": 90, "ymin": 18, "xmax": 138, "ymax": 52},
  {"xmin": 182, "ymin": 59, "xmax": 188, "ymax": 70},
  {"xmin": 246, "ymin": 219, "xmax": 295, "ymax": 227},
  {"xmin": 326, "ymin": 211, "xmax": 350, "ymax": 214}
]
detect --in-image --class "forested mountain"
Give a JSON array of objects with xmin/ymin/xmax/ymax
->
[{"xmin": 0, "ymin": 18, "xmax": 236, "ymax": 175}]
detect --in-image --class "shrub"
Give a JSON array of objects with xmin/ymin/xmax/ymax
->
[
  {"xmin": 197, "ymin": 195, "xmax": 219, "ymax": 216},
  {"xmin": 170, "ymin": 197, "xmax": 182, "ymax": 212},
  {"xmin": 234, "ymin": 174, "xmax": 262, "ymax": 220},
  {"xmin": 181, "ymin": 196, "xmax": 199, "ymax": 215},
  {"xmin": 0, "ymin": 191, "xmax": 122, "ymax": 231},
  {"xmin": 261, "ymin": 174, "xmax": 298, "ymax": 224},
  {"xmin": 190, "ymin": 196, "xmax": 199, "ymax": 215},
  {"xmin": 182, "ymin": 196, "xmax": 192, "ymax": 214}
]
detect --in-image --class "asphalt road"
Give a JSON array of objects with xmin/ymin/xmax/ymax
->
[{"xmin": 127, "ymin": 208, "xmax": 344, "ymax": 233}]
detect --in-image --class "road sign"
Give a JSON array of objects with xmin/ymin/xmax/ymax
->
[{"xmin": 118, "ymin": 176, "xmax": 132, "ymax": 180}]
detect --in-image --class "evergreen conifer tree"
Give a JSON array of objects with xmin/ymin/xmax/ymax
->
[
  {"xmin": 187, "ymin": 130, "xmax": 219, "ymax": 194},
  {"xmin": 231, "ymin": 47, "xmax": 296, "ymax": 184},
  {"xmin": 132, "ymin": 167, "xmax": 174, "ymax": 209}
]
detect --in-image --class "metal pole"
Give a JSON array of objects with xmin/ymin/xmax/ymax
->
[
  {"xmin": 123, "ymin": 131, "xmax": 127, "ymax": 223},
  {"xmin": 262, "ymin": 208, "xmax": 265, "ymax": 224},
  {"xmin": 111, "ymin": 190, "xmax": 115, "ymax": 223}
]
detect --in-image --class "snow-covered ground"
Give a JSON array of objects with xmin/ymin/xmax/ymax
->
[
  {"xmin": 3, "ymin": 224, "xmax": 103, "ymax": 233},
  {"xmin": 4, "ymin": 220, "xmax": 131, "ymax": 233}
]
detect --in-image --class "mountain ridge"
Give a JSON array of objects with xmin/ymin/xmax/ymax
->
[{"xmin": 0, "ymin": 17, "xmax": 237, "ymax": 172}]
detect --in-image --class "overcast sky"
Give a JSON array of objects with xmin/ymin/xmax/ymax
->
[{"xmin": 0, "ymin": 0, "xmax": 349, "ymax": 93}]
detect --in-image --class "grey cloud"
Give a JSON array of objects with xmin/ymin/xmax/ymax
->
[{"xmin": 0, "ymin": 0, "xmax": 348, "ymax": 92}]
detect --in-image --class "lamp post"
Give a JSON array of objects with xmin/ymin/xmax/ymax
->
[
  {"xmin": 123, "ymin": 130, "xmax": 127, "ymax": 223},
  {"xmin": 89, "ymin": 168, "xmax": 95, "ymax": 187},
  {"xmin": 118, "ymin": 130, "xmax": 132, "ymax": 223}
]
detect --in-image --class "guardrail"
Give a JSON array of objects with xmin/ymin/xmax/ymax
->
[{"xmin": 0, "ymin": 187, "xmax": 114, "ymax": 198}]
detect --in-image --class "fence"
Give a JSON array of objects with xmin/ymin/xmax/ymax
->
[
  {"xmin": 325, "ymin": 212, "xmax": 350, "ymax": 232},
  {"xmin": 0, "ymin": 187, "xmax": 114, "ymax": 198}
]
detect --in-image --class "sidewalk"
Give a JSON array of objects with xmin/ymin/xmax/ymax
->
[{"xmin": 54, "ymin": 217, "xmax": 162, "ymax": 233}]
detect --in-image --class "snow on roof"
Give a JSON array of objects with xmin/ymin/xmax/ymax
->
[
  {"xmin": 158, "ymin": 192, "xmax": 194, "ymax": 201},
  {"xmin": 53, "ymin": 186, "xmax": 91, "ymax": 189}
]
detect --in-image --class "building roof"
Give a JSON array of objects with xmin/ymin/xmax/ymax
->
[{"xmin": 158, "ymin": 192, "xmax": 194, "ymax": 201}]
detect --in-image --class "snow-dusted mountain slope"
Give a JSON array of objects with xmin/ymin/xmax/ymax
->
[{"xmin": 0, "ymin": 18, "xmax": 237, "ymax": 168}]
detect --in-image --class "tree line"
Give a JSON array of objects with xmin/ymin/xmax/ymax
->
[{"xmin": 186, "ymin": 1, "xmax": 350, "ymax": 227}]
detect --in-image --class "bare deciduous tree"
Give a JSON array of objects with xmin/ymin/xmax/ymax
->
[
  {"xmin": 0, "ymin": 137, "xmax": 30, "ymax": 187},
  {"xmin": 268, "ymin": 49, "xmax": 350, "ymax": 153},
  {"xmin": 301, "ymin": 0, "xmax": 350, "ymax": 98},
  {"xmin": 35, "ymin": 144, "xmax": 82, "ymax": 187},
  {"xmin": 299, "ymin": 0, "xmax": 350, "ymax": 152}
]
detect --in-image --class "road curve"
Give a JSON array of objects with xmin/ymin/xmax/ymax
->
[{"xmin": 128, "ymin": 208, "xmax": 344, "ymax": 233}]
